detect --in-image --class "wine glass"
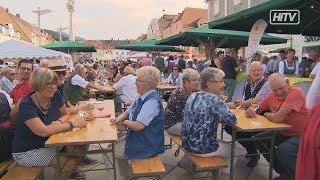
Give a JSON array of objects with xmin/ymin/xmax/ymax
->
[
  {"xmin": 220, "ymin": 95, "xmax": 228, "ymax": 103},
  {"xmin": 251, "ymin": 98, "xmax": 259, "ymax": 111},
  {"xmin": 234, "ymin": 98, "xmax": 242, "ymax": 118},
  {"xmin": 89, "ymin": 92, "xmax": 96, "ymax": 102}
]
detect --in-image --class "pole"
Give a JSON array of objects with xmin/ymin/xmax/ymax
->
[
  {"xmin": 32, "ymin": 7, "xmax": 51, "ymax": 46},
  {"xmin": 59, "ymin": 26, "xmax": 62, "ymax": 41},
  {"xmin": 37, "ymin": 7, "xmax": 41, "ymax": 46}
]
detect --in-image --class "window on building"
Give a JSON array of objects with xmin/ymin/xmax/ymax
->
[
  {"xmin": 234, "ymin": 0, "xmax": 241, "ymax": 5},
  {"xmin": 213, "ymin": 0, "xmax": 219, "ymax": 15}
]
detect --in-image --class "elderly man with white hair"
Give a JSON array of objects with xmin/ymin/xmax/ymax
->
[
  {"xmin": 0, "ymin": 66, "xmax": 17, "ymax": 94},
  {"xmin": 225, "ymin": 61, "xmax": 271, "ymax": 168},
  {"xmin": 65, "ymin": 63, "xmax": 106, "ymax": 105},
  {"xmin": 246, "ymin": 73, "xmax": 309, "ymax": 180}
]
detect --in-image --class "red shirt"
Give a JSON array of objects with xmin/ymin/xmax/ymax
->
[
  {"xmin": 295, "ymin": 101, "xmax": 320, "ymax": 180},
  {"xmin": 259, "ymin": 86, "xmax": 309, "ymax": 137},
  {"xmin": 10, "ymin": 80, "xmax": 33, "ymax": 104}
]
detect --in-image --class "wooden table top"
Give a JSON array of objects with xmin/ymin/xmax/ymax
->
[
  {"xmin": 156, "ymin": 84, "xmax": 177, "ymax": 90},
  {"xmin": 231, "ymin": 109, "xmax": 292, "ymax": 132},
  {"xmin": 45, "ymin": 100, "xmax": 117, "ymax": 147},
  {"xmin": 89, "ymin": 86, "xmax": 115, "ymax": 93}
]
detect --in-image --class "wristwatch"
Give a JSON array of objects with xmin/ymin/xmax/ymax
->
[{"xmin": 68, "ymin": 121, "xmax": 74, "ymax": 131}]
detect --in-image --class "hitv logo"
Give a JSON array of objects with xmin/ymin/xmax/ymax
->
[{"xmin": 269, "ymin": 10, "xmax": 300, "ymax": 25}]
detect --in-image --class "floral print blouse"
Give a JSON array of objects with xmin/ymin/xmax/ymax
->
[
  {"xmin": 181, "ymin": 92, "xmax": 236, "ymax": 154},
  {"xmin": 164, "ymin": 86, "xmax": 189, "ymax": 129}
]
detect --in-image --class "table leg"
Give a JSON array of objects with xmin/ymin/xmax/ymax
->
[
  {"xmin": 229, "ymin": 126, "xmax": 236, "ymax": 180},
  {"xmin": 269, "ymin": 131, "xmax": 276, "ymax": 180},
  {"xmin": 112, "ymin": 143, "xmax": 117, "ymax": 180},
  {"xmin": 55, "ymin": 146, "xmax": 61, "ymax": 180}
]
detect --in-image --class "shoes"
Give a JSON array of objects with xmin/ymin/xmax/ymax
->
[
  {"xmin": 70, "ymin": 167, "xmax": 86, "ymax": 179},
  {"xmin": 80, "ymin": 155, "xmax": 98, "ymax": 165},
  {"xmin": 246, "ymin": 155, "xmax": 260, "ymax": 168}
]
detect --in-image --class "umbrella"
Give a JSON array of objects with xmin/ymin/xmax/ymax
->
[
  {"xmin": 0, "ymin": 39, "xmax": 71, "ymax": 60},
  {"xmin": 115, "ymin": 39, "xmax": 184, "ymax": 52},
  {"xmin": 208, "ymin": 0, "xmax": 320, "ymax": 36},
  {"xmin": 156, "ymin": 25, "xmax": 288, "ymax": 47},
  {"xmin": 41, "ymin": 40, "xmax": 97, "ymax": 53}
]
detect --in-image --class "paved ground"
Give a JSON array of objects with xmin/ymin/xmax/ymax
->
[{"xmin": 44, "ymin": 124, "xmax": 279, "ymax": 180}]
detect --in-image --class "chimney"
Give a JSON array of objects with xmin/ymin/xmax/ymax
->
[
  {"xmin": 5, "ymin": 8, "xmax": 9, "ymax": 13},
  {"xmin": 16, "ymin": 14, "xmax": 20, "ymax": 18}
]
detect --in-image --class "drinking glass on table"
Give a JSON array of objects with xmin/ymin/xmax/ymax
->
[
  {"xmin": 89, "ymin": 92, "xmax": 96, "ymax": 102},
  {"xmin": 220, "ymin": 94, "xmax": 228, "ymax": 103},
  {"xmin": 250, "ymin": 98, "xmax": 259, "ymax": 111},
  {"xmin": 234, "ymin": 98, "xmax": 242, "ymax": 118},
  {"xmin": 234, "ymin": 99, "xmax": 242, "ymax": 111}
]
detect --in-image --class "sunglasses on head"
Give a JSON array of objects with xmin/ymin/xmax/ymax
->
[{"xmin": 55, "ymin": 71, "xmax": 67, "ymax": 76}]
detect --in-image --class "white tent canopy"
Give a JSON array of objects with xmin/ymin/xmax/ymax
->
[{"xmin": 0, "ymin": 39, "xmax": 73, "ymax": 70}]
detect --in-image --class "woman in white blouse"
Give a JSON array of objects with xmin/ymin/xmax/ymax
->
[
  {"xmin": 278, "ymin": 48, "xmax": 299, "ymax": 76},
  {"xmin": 113, "ymin": 66, "xmax": 138, "ymax": 112},
  {"xmin": 167, "ymin": 65, "xmax": 183, "ymax": 85}
]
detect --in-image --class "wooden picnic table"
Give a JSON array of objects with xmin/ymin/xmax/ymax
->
[
  {"xmin": 45, "ymin": 100, "xmax": 118, "ymax": 180},
  {"xmin": 156, "ymin": 84, "xmax": 177, "ymax": 97},
  {"xmin": 228, "ymin": 109, "xmax": 291, "ymax": 180}
]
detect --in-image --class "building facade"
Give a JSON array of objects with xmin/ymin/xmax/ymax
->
[{"xmin": 0, "ymin": 7, "xmax": 55, "ymax": 45}]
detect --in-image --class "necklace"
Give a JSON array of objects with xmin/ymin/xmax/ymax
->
[{"xmin": 34, "ymin": 93, "xmax": 50, "ymax": 111}]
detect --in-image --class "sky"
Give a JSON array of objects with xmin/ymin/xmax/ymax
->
[{"xmin": 0, "ymin": 0, "xmax": 207, "ymax": 40}]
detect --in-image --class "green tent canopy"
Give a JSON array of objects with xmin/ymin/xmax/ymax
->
[
  {"xmin": 208, "ymin": 0, "xmax": 320, "ymax": 36},
  {"xmin": 115, "ymin": 39, "xmax": 184, "ymax": 52},
  {"xmin": 41, "ymin": 40, "xmax": 97, "ymax": 53},
  {"xmin": 156, "ymin": 25, "xmax": 288, "ymax": 47}
]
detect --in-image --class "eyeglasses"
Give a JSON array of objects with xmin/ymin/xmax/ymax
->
[
  {"xmin": 55, "ymin": 71, "xmax": 67, "ymax": 76},
  {"xmin": 19, "ymin": 67, "xmax": 32, "ymax": 72},
  {"xmin": 46, "ymin": 82, "xmax": 58, "ymax": 87}
]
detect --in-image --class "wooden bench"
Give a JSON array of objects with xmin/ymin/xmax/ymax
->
[
  {"xmin": 131, "ymin": 155, "xmax": 165, "ymax": 180},
  {"xmin": 168, "ymin": 134, "xmax": 227, "ymax": 180},
  {"xmin": 1, "ymin": 164, "xmax": 44, "ymax": 180}
]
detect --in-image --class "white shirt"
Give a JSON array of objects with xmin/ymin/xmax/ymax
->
[
  {"xmin": 262, "ymin": 64, "xmax": 268, "ymax": 74},
  {"xmin": 306, "ymin": 68, "xmax": 320, "ymax": 109},
  {"xmin": 279, "ymin": 60, "xmax": 299, "ymax": 75},
  {"xmin": 167, "ymin": 72, "xmax": 183, "ymax": 85},
  {"xmin": 113, "ymin": 74, "xmax": 138, "ymax": 102},
  {"xmin": 267, "ymin": 59, "xmax": 275, "ymax": 72},
  {"xmin": 71, "ymin": 74, "xmax": 89, "ymax": 88},
  {"xmin": 310, "ymin": 62, "xmax": 319, "ymax": 76}
]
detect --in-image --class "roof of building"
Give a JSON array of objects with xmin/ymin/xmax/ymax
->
[
  {"xmin": 83, "ymin": 39, "xmax": 132, "ymax": 49},
  {"xmin": 0, "ymin": 6, "xmax": 54, "ymax": 43}
]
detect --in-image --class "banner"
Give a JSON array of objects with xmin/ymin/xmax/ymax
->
[{"xmin": 246, "ymin": 19, "xmax": 267, "ymax": 72}]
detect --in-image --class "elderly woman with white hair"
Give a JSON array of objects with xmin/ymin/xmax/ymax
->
[
  {"xmin": 112, "ymin": 66, "xmax": 138, "ymax": 112},
  {"xmin": 164, "ymin": 68, "xmax": 200, "ymax": 135},
  {"xmin": 110, "ymin": 66, "xmax": 165, "ymax": 179},
  {"xmin": 39, "ymin": 59, "xmax": 49, "ymax": 68},
  {"xmin": 179, "ymin": 67, "xmax": 237, "ymax": 174}
]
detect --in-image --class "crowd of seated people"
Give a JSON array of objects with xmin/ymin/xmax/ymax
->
[{"xmin": 0, "ymin": 53, "xmax": 319, "ymax": 180}]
